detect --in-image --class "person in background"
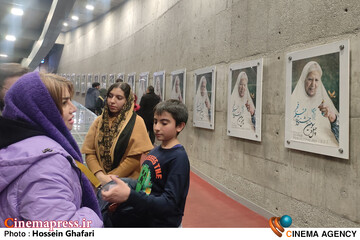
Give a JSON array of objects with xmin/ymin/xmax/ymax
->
[
  {"xmin": 0, "ymin": 72, "xmax": 102, "ymax": 227},
  {"xmin": 85, "ymin": 82, "xmax": 100, "ymax": 113},
  {"xmin": 134, "ymin": 94, "xmax": 140, "ymax": 112},
  {"xmin": 0, "ymin": 63, "xmax": 28, "ymax": 113},
  {"xmin": 116, "ymin": 78, "xmax": 123, "ymax": 83},
  {"xmin": 95, "ymin": 88, "xmax": 107, "ymax": 116},
  {"xmin": 137, "ymin": 85, "xmax": 161, "ymax": 144},
  {"xmin": 82, "ymin": 82, "xmax": 153, "ymax": 186},
  {"xmin": 101, "ymin": 99, "xmax": 190, "ymax": 227}
]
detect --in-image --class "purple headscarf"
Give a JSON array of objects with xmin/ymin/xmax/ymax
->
[{"xmin": 3, "ymin": 72, "xmax": 101, "ymax": 218}]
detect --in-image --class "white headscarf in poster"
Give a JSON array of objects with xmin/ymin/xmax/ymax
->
[
  {"xmin": 170, "ymin": 75, "xmax": 183, "ymax": 102},
  {"xmin": 291, "ymin": 61, "xmax": 338, "ymax": 146},
  {"xmin": 230, "ymin": 71, "xmax": 255, "ymax": 131},
  {"xmin": 154, "ymin": 76, "xmax": 162, "ymax": 101},
  {"xmin": 138, "ymin": 78, "xmax": 146, "ymax": 104},
  {"xmin": 194, "ymin": 76, "xmax": 211, "ymax": 123}
]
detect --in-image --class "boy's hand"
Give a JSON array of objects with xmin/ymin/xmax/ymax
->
[{"xmin": 101, "ymin": 176, "xmax": 131, "ymax": 204}]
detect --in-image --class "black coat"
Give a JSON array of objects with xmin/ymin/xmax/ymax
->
[{"xmin": 137, "ymin": 92, "xmax": 160, "ymax": 131}]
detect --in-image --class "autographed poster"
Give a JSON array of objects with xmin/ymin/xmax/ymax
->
[{"xmin": 285, "ymin": 40, "xmax": 349, "ymax": 159}]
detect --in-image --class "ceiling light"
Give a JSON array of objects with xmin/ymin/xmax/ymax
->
[
  {"xmin": 71, "ymin": 15, "xmax": 79, "ymax": 21},
  {"xmin": 5, "ymin": 35, "xmax": 16, "ymax": 41},
  {"xmin": 11, "ymin": 8, "xmax": 24, "ymax": 16},
  {"xmin": 0, "ymin": 54, "xmax": 8, "ymax": 58},
  {"xmin": 86, "ymin": 5, "xmax": 94, "ymax": 11},
  {"xmin": 63, "ymin": 22, "xmax": 68, "ymax": 26}
]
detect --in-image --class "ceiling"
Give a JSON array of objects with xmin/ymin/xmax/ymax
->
[{"xmin": 0, "ymin": 0, "xmax": 125, "ymax": 69}]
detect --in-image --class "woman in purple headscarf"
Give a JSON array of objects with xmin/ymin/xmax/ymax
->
[{"xmin": 0, "ymin": 72, "xmax": 102, "ymax": 227}]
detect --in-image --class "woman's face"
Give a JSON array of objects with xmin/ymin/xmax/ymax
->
[
  {"xmin": 61, "ymin": 88, "xmax": 77, "ymax": 130},
  {"xmin": 304, "ymin": 71, "xmax": 320, "ymax": 97},
  {"xmin": 238, "ymin": 78, "xmax": 247, "ymax": 98},
  {"xmin": 200, "ymin": 79, "xmax": 207, "ymax": 96},
  {"xmin": 175, "ymin": 77, "xmax": 180, "ymax": 92},
  {"xmin": 107, "ymin": 87, "xmax": 127, "ymax": 113}
]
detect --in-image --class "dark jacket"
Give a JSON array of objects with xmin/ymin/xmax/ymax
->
[
  {"xmin": 137, "ymin": 92, "xmax": 160, "ymax": 131},
  {"xmin": 85, "ymin": 87, "xmax": 99, "ymax": 110}
]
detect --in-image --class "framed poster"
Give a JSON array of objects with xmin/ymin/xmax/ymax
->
[
  {"xmin": 71, "ymin": 73, "xmax": 76, "ymax": 89},
  {"xmin": 138, "ymin": 72, "xmax": 149, "ymax": 104},
  {"xmin": 153, "ymin": 71, "xmax": 165, "ymax": 101},
  {"xmin": 81, "ymin": 74, "xmax": 86, "ymax": 94},
  {"xmin": 66, "ymin": 74, "xmax": 71, "ymax": 81},
  {"xmin": 75, "ymin": 74, "xmax": 81, "ymax": 93},
  {"xmin": 193, "ymin": 66, "xmax": 216, "ymax": 130},
  {"xmin": 171, "ymin": 69, "xmax": 186, "ymax": 104},
  {"xmin": 127, "ymin": 72, "xmax": 136, "ymax": 92},
  {"xmin": 101, "ymin": 74, "xmax": 107, "ymax": 89},
  {"xmin": 285, "ymin": 40, "xmax": 349, "ymax": 159},
  {"xmin": 227, "ymin": 59, "xmax": 263, "ymax": 141},
  {"xmin": 108, "ymin": 74, "xmax": 115, "ymax": 86},
  {"xmin": 117, "ymin": 73, "xmax": 125, "ymax": 82},
  {"xmin": 87, "ymin": 74, "xmax": 93, "ymax": 88},
  {"xmin": 94, "ymin": 74, "xmax": 99, "ymax": 83}
]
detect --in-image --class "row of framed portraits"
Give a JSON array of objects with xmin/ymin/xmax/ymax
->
[
  {"xmin": 191, "ymin": 40, "xmax": 349, "ymax": 160},
  {"xmin": 60, "ymin": 40, "xmax": 349, "ymax": 159}
]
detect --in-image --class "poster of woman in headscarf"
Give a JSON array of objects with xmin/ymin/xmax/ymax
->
[
  {"xmin": 87, "ymin": 74, "xmax": 93, "ymax": 88},
  {"xmin": 138, "ymin": 72, "xmax": 149, "ymax": 104},
  {"xmin": 101, "ymin": 74, "xmax": 107, "ymax": 89},
  {"xmin": 127, "ymin": 72, "xmax": 136, "ymax": 92},
  {"xmin": 227, "ymin": 59, "xmax": 263, "ymax": 141},
  {"xmin": 108, "ymin": 74, "xmax": 115, "ymax": 85},
  {"xmin": 116, "ymin": 73, "xmax": 124, "ymax": 82},
  {"xmin": 153, "ymin": 71, "xmax": 165, "ymax": 101},
  {"xmin": 81, "ymin": 74, "xmax": 86, "ymax": 94},
  {"xmin": 285, "ymin": 40, "xmax": 349, "ymax": 159},
  {"xmin": 193, "ymin": 66, "xmax": 216, "ymax": 130},
  {"xmin": 171, "ymin": 69, "xmax": 186, "ymax": 104}
]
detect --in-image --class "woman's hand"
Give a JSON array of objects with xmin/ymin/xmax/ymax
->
[
  {"xmin": 318, "ymin": 102, "xmax": 336, "ymax": 123},
  {"xmin": 95, "ymin": 171, "xmax": 116, "ymax": 186}
]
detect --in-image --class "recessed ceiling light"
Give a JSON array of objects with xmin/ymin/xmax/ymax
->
[
  {"xmin": 11, "ymin": 8, "xmax": 24, "ymax": 16},
  {"xmin": 5, "ymin": 35, "xmax": 16, "ymax": 41},
  {"xmin": 86, "ymin": 5, "xmax": 94, "ymax": 11},
  {"xmin": 63, "ymin": 22, "xmax": 68, "ymax": 26},
  {"xmin": 0, "ymin": 54, "xmax": 8, "ymax": 58},
  {"xmin": 71, "ymin": 15, "xmax": 79, "ymax": 21}
]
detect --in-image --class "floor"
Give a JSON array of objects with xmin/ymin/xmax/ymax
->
[{"xmin": 182, "ymin": 171, "xmax": 268, "ymax": 228}]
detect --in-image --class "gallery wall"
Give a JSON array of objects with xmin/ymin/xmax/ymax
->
[{"xmin": 57, "ymin": 0, "xmax": 360, "ymax": 227}]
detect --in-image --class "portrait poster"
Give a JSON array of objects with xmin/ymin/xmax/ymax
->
[
  {"xmin": 108, "ymin": 74, "xmax": 115, "ymax": 86},
  {"xmin": 127, "ymin": 73, "xmax": 136, "ymax": 92},
  {"xmin": 171, "ymin": 69, "xmax": 186, "ymax": 104},
  {"xmin": 66, "ymin": 74, "xmax": 71, "ymax": 81},
  {"xmin": 227, "ymin": 59, "xmax": 263, "ymax": 141},
  {"xmin": 193, "ymin": 66, "xmax": 216, "ymax": 130},
  {"xmin": 153, "ymin": 71, "xmax": 165, "ymax": 101},
  {"xmin": 81, "ymin": 74, "xmax": 86, "ymax": 94},
  {"xmin": 87, "ymin": 74, "xmax": 93, "ymax": 88},
  {"xmin": 71, "ymin": 74, "xmax": 76, "ymax": 89},
  {"xmin": 94, "ymin": 74, "xmax": 99, "ymax": 83},
  {"xmin": 285, "ymin": 40, "xmax": 349, "ymax": 159},
  {"xmin": 101, "ymin": 74, "xmax": 107, "ymax": 89},
  {"xmin": 75, "ymin": 74, "xmax": 81, "ymax": 93},
  {"xmin": 117, "ymin": 73, "xmax": 125, "ymax": 82},
  {"xmin": 138, "ymin": 72, "xmax": 149, "ymax": 104}
]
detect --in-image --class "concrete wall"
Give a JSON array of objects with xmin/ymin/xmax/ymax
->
[{"xmin": 57, "ymin": 0, "xmax": 360, "ymax": 227}]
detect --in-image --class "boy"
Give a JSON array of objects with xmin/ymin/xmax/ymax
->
[{"xmin": 102, "ymin": 99, "xmax": 190, "ymax": 227}]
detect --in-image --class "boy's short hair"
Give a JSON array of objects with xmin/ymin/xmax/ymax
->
[{"xmin": 154, "ymin": 99, "xmax": 188, "ymax": 126}]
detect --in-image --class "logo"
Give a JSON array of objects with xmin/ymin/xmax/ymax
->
[{"xmin": 269, "ymin": 215, "xmax": 292, "ymax": 237}]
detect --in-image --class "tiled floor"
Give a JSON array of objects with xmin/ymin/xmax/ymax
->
[{"xmin": 182, "ymin": 171, "xmax": 268, "ymax": 227}]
